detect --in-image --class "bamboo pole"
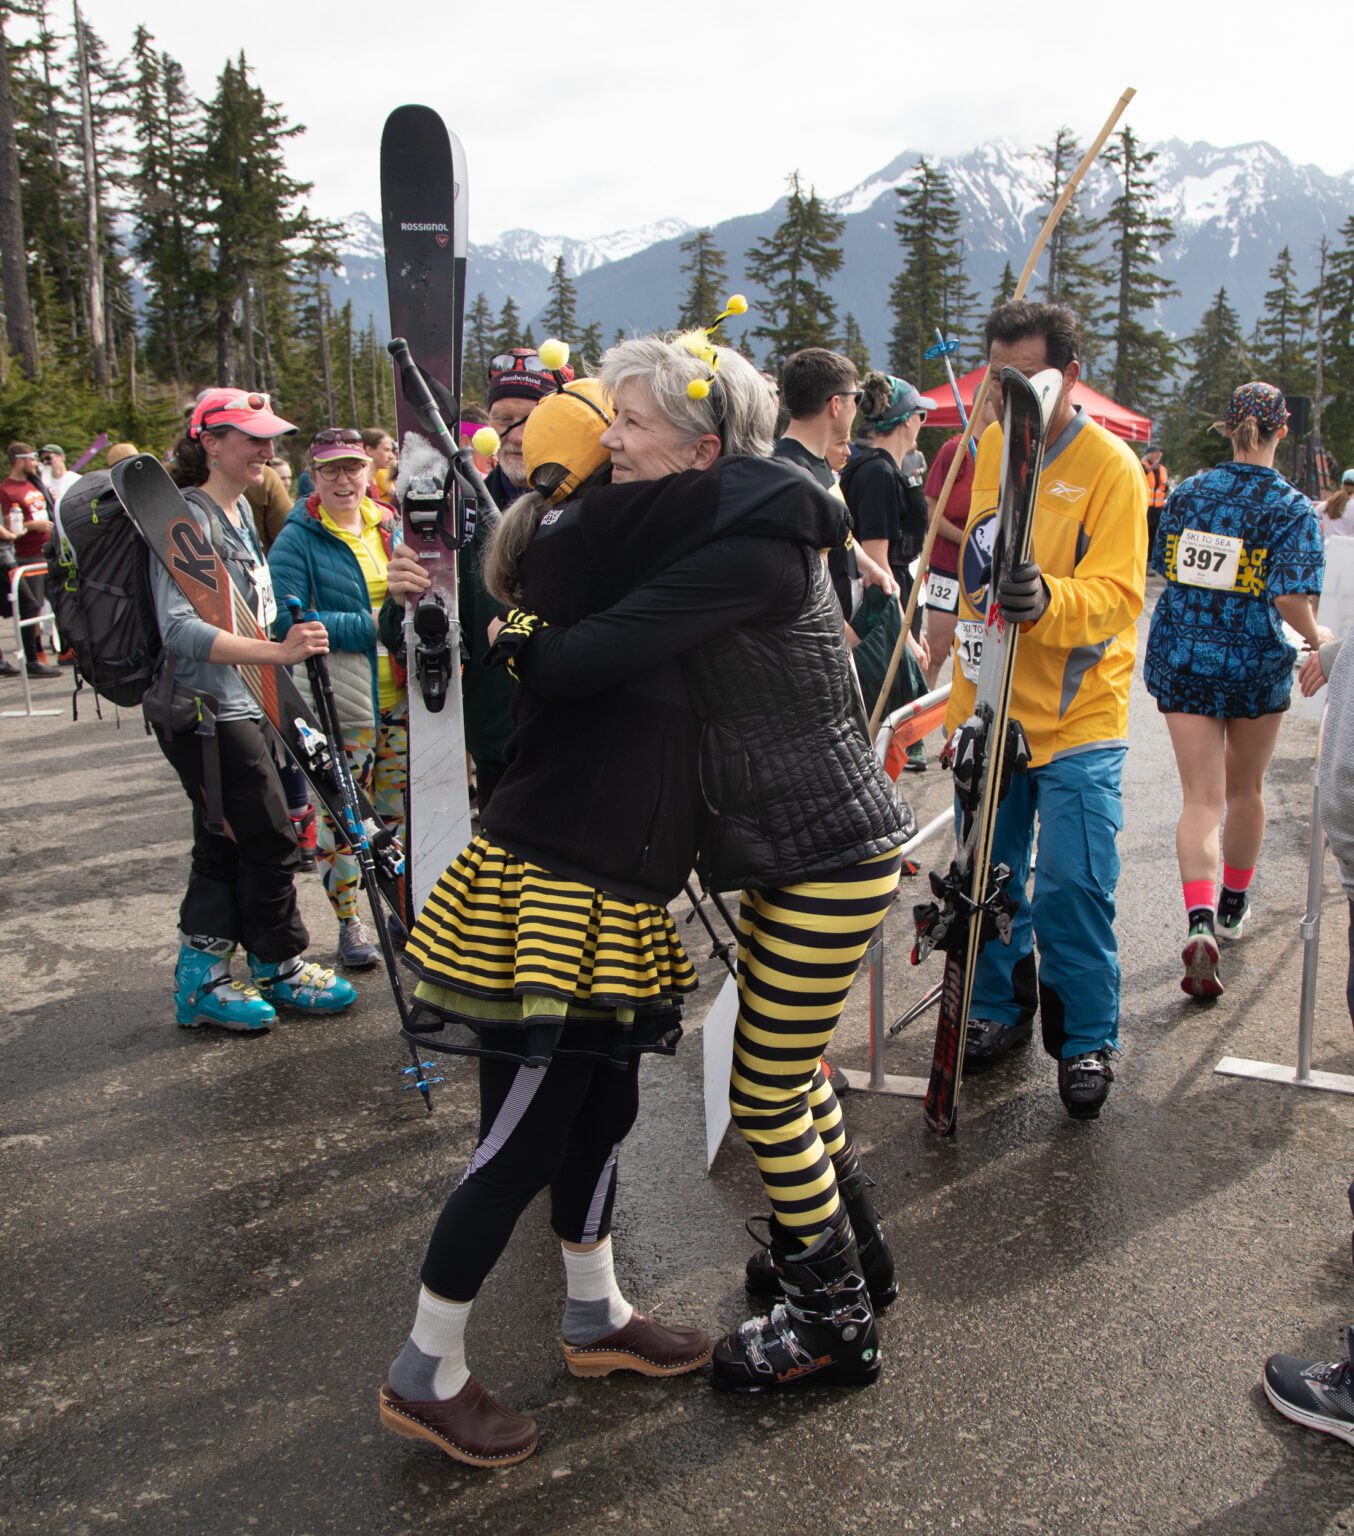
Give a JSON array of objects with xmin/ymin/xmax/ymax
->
[{"xmin": 867, "ymin": 86, "xmax": 1136, "ymax": 738}]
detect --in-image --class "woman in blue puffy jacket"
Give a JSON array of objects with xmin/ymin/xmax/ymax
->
[{"xmin": 269, "ymin": 428, "xmax": 408, "ymax": 970}]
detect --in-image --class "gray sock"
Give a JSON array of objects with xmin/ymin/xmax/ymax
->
[{"xmin": 560, "ymin": 1239, "xmax": 632, "ymax": 1345}]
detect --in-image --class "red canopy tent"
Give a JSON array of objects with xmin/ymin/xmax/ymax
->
[{"xmin": 923, "ymin": 367, "xmax": 1153, "ymax": 444}]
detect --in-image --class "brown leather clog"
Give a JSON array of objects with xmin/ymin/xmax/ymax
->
[
  {"xmin": 378, "ymin": 1377, "xmax": 538, "ymax": 1468},
  {"xmin": 562, "ymin": 1312, "xmax": 713, "ymax": 1378}
]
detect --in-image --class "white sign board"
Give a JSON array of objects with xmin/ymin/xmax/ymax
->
[{"xmin": 702, "ymin": 974, "xmax": 740, "ymax": 1171}]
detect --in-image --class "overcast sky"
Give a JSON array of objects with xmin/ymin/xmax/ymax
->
[{"xmin": 73, "ymin": 0, "xmax": 1353, "ymax": 242}]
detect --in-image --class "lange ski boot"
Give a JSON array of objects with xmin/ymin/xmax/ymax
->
[
  {"xmin": 248, "ymin": 955, "xmax": 357, "ymax": 1014},
  {"xmin": 174, "ymin": 936, "xmax": 275, "ymax": 1032},
  {"xmin": 714, "ymin": 1206, "xmax": 879, "ymax": 1393},
  {"xmin": 745, "ymin": 1144, "xmax": 898, "ymax": 1310}
]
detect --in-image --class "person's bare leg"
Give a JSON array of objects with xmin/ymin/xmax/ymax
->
[
  {"xmin": 1164, "ymin": 712, "xmax": 1227, "ymax": 882},
  {"xmin": 924, "ymin": 608, "xmax": 957, "ymax": 690},
  {"xmin": 1220, "ymin": 712, "xmax": 1286, "ymax": 871}
]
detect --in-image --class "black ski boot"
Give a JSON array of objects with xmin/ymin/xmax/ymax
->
[
  {"xmin": 714, "ymin": 1206, "xmax": 879, "ymax": 1393},
  {"xmin": 744, "ymin": 1145, "xmax": 898, "ymax": 1310}
]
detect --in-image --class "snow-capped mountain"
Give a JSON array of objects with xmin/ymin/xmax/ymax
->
[
  {"xmin": 326, "ymin": 137, "xmax": 1354, "ymax": 377},
  {"xmin": 326, "ymin": 212, "xmax": 693, "ymax": 343}
]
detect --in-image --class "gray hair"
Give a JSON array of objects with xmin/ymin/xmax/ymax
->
[{"xmin": 599, "ymin": 334, "xmax": 775, "ymax": 458}]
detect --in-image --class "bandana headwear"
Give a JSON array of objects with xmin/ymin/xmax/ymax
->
[
  {"xmin": 1226, "ymin": 381, "xmax": 1289, "ymax": 433},
  {"xmin": 864, "ymin": 376, "xmax": 938, "ymax": 433},
  {"xmin": 522, "ymin": 344, "xmax": 614, "ymax": 505}
]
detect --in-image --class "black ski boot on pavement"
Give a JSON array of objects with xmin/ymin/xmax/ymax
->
[
  {"xmin": 744, "ymin": 1145, "xmax": 898, "ymax": 1310},
  {"xmin": 1058, "ymin": 1048, "xmax": 1115, "ymax": 1120},
  {"xmin": 714, "ymin": 1206, "xmax": 879, "ymax": 1393}
]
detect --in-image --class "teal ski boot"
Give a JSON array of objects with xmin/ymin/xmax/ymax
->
[
  {"xmin": 175, "ymin": 936, "xmax": 275, "ymax": 1032},
  {"xmin": 249, "ymin": 955, "xmax": 357, "ymax": 1014}
]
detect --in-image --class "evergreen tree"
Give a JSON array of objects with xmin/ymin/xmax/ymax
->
[
  {"xmin": 1095, "ymin": 125, "xmax": 1179, "ymax": 411},
  {"xmin": 575, "ymin": 320, "xmax": 604, "ymax": 370},
  {"xmin": 522, "ymin": 323, "xmax": 536, "ymax": 348},
  {"xmin": 1255, "ymin": 245, "xmax": 1312, "ymax": 396},
  {"xmin": 494, "ymin": 294, "xmax": 522, "ymax": 353},
  {"xmin": 889, "ymin": 158, "xmax": 977, "ymax": 389},
  {"xmin": 199, "ymin": 53, "xmax": 321, "ymax": 385},
  {"xmin": 1318, "ymin": 215, "xmax": 1354, "ymax": 471},
  {"xmin": 678, "ymin": 227, "xmax": 728, "ymax": 333},
  {"xmin": 0, "ymin": 8, "xmax": 41, "ymax": 376},
  {"xmin": 744, "ymin": 170, "xmax": 844, "ymax": 367},
  {"xmin": 1038, "ymin": 125, "xmax": 1106, "ymax": 376},
  {"xmin": 1160, "ymin": 287, "xmax": 1249, "ymax": 472},
  {"xmin": 841, "ymin": 312, "xmax": 870, "ymax": 374},
  {"xmin": 129, "ymin": 29, "xmax": 207, "ymax": 381},
  {"xmin": 463, "ymin": 291, "xmax": 494, "ymax": 405},
  {"xmin": 992, "ymin": 260, "xmax": 1017, "ymax": 309},
  {"xmin": 541, "ymin": 254, "xmax": 577, "ymax": 340}
]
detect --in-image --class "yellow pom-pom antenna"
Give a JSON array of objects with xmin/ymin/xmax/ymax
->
[
  {"xmin": 687, "ymin": 379, "xmax": 711, "ymax": 401},
  {"xmin": 538, "ymin": 337, "xmax": 570, "ymax": 371},
  {"xmin": 725, "ymin": 294, "xmax": 748, "ymax": 316},
  {"xmin": 471, "ymin": 426, "xmax": 501, "ymax": 457}
]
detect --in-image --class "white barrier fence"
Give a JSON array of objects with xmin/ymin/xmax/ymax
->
[{"xmin": 2, "ymin": 562, "xmax": 62, "ymax": 719}]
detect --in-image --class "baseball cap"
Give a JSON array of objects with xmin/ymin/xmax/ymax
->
[
  {"xmin": 190, "ymin": 388, "xmax": 297, "ymax": 440},
  {"xmin": 1342, "ymin": 468, "xmax": 1354, "ymax": 487},
  {"xmin": 39, "ymin": 443, "xmax": 64, "ymax": 457},
  {"xmin": 523, "ymin": 379, "xmax": 614, "ymax": 505}
]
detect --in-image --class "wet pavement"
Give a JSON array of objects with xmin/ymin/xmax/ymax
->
[{"xmin": 3, "ymin": 585, "xmax": 1354, "ymax": 1534}]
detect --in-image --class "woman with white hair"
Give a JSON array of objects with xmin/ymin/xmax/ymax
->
[{"xmin": 487, "ymin": 332, "xmax": 907, "ymax": 1398}]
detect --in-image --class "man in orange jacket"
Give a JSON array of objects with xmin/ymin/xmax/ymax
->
[{"xmin": 1142, "ymin": 442, "xmax": 1169, "ymax": 548}]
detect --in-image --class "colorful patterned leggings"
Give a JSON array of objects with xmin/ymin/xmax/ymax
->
[
  {"xmin": 730, "ymin": 849, "xmax": 902, "ymax": 1245},
  {"xmin": 317, "ymin": 703, "xmax": 408, "ymax": 925}
]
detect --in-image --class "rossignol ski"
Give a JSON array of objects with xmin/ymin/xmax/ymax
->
[
  {"xmin": 912, "ymin": 367, "xmax": 1061, "ymax": 1135},
  {"xmin": 380, "ymin": 103, "xmax": 473, "ymax": 918},
  {"xmin": 109, "ymin": 455, "xmax": 407, "ymax": 924},
  {"xmin": 286, "ymin": 599, "xmax": 441, "ymax": 1111}
]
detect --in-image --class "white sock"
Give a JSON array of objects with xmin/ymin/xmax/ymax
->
[
  {"xmin": 561, "ymin": 1237, "xmax": 632, "ymax": 1343},
  {"xmin": 407, "ymin": 1286, "xmax": 472, "ymax": 1399}
]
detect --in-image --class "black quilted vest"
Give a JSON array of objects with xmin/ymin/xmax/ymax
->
[{"xmin": 684, "ymin": 550, "xmax": 907, "ymax": 892}]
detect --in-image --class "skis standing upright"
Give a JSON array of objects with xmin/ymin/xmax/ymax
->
[
  {"xmin": 913, "ymin": 367, "xmax": 1062, "ymax": 1135},
  {"xmin": 380, "ymin": 104, "xmax": 472, "ymax": 917}
]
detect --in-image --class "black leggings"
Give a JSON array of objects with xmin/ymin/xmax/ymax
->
[{"xmin": 420, "ymin": 1052, "xmax": 641, "ymax": 1301}]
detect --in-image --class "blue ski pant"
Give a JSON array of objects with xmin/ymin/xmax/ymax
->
[{"xmin": 964, "ymin": 745, "xmax": 1125, "ymax": 1060}]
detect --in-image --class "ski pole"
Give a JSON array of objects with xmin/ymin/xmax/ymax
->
[
  {"xmin": 925, "ymin": 332, "xmax": 977, "ymax": 461},
  {"xmin": 866, "ymin": 84, "xmax": 1136, "ymax": 739},
  {"xmin": 684, "ymin": 883, "xmax": 735, "ymax": 977},
  {"xmin": 285, "ymin": 597, "xmax": 442, "ymax": 1113},
  {"xmin": 387, "ymin": 337, "xmax": 502, "ymax": 533}
]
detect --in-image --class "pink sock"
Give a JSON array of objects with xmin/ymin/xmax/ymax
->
[
  {"xmin": 1222, "ymin": 864, "xmax": 1254, "ymax": 892},
  {"xmin": 1183, "ymin": 880, "xmax": 1215, "ymax": 915}
]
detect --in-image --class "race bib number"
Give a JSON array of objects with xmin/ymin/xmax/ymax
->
[
  {"xmin": 1176, "ymin": 528, "xmax": 1241, "ymax": 590},
  {"xmin": 251, "ymin": 558, "xmax": 278, "ymax": 629},
  {"xmin": 925, "ymin": 571, "xmax": 960, "ymax": 614},
  {"xmin": 957, "ymin": 620, "xmax": 985, "ymax": 683}
]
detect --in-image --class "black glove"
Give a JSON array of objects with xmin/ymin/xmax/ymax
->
[
  {"xmin": 485, "ymin": 607, "xmax": 547, "ymax": 682},
  {"xmin": 996, "ymin": 559, "xmax": 1049, "ymax": 626}
]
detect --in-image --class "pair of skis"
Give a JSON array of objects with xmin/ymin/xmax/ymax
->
[
  {"xmin": 380, "ymin": 104, "xmax": 493, "ymax": 921},
  {"xmin": 913, "ymin": 366, "xmax": 1062, "ymax": 1135}
]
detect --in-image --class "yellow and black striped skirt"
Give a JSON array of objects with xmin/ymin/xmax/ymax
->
[{"xmin": 402, "ymin": 836, "xmax": 698, "ymax": 1066}]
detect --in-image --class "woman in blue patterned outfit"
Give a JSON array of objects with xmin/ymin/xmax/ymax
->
[{"xmin": 1145, "ymin": 382, "xmax": 1327, "ymax": 998}]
